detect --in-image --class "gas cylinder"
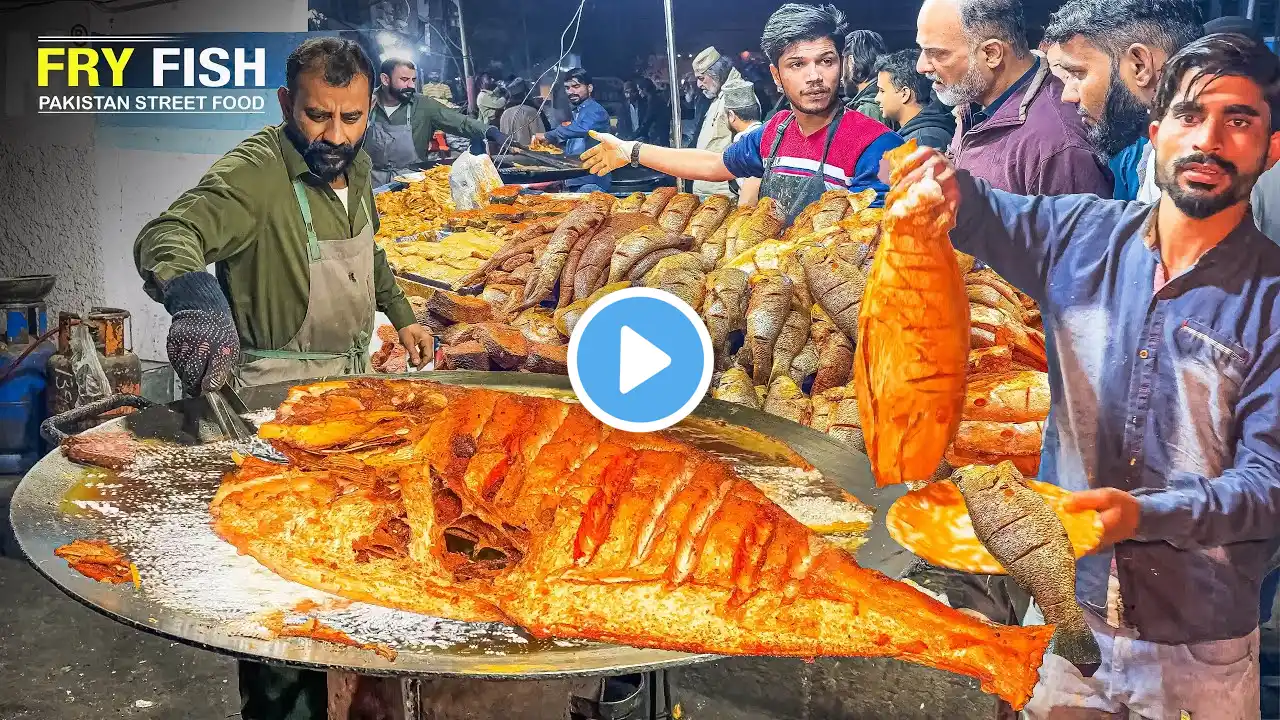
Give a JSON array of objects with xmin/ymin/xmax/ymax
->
[
  {"xmin": 47, "ymin": 308, "xmax": 143, "ymax": 434},
  {"xmin": 0, "ymin": 301, "xmax": 55, "ymax": 473}
]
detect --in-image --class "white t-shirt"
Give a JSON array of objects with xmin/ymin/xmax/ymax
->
[
  {"xmin": 381, "ymin": 101, "xmax": 401, "ymax": 116},
  {"xmin": 334, "ymin": 186, "xmax": 350, "ymax": 213}
]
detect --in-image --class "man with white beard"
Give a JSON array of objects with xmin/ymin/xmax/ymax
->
[
  {"xmin": 915, "ymin": 0, "xmax": 1111, "ymax": 197},
  {"xmin": 691, "ymin": 47, "xmax": 747, "ymax": 198}
]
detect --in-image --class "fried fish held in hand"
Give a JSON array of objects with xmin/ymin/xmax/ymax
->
[
  {"xmin": 953, "ymin": 462, "xmax": 1102, "ymax": 677},
  {"xmin": 855, "ymin": 140, "xmax": 969, "ymax": 485},
  {"xmin": 221, "ymin": 378, "xmax": 1052, "ymax": 709}
]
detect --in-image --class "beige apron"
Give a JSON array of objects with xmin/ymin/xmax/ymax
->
[{"xmin": 232, "ymin": 176, "xmax": 375, "ymax": 389}]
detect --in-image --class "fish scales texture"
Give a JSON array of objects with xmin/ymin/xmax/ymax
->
[
  {"xmin": 658, "ymin": 193, "xmax": 701, "ymax": 234},
  {"xmin": 702, "ymin": 268, "xmax": 751, "ymax": 371},
  {"xmin": 216, "ymin": 378, "xmax": 1051, "ymax": 708},
  {"xmin": 746, "ymin": 272, "xmax": 793, "ymax": 386},
  {"xmin": 952, "ymin": 463, "xmax": 1101, "ymax": 676},
  {"xmin": 855, "ymin": 141, "xmax": 969, "ymax": 485},
  {"xmin": 687, "ymin": 195, "xmax": 733, "ymax": 244},
  {"xmin": 518, "ymin": 202, "xmax": 609, "ymax": 310}
]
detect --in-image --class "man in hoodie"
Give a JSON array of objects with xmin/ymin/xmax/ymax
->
[
  {"xmin": 843, "ymin": 30, "xmax": 888, "ymax": 124},
  {"xmin": 1041, "ymin": 0, "xmax": 1204, "ymax": 200},
  {"xmin": 916, "ymin": 0, "xmax": 1112, "ymax": 197},
  {"xmin": 874, "ymin": 49, "xmax": 956, "ymax": 149},
  {"xmin": 691, "ymin": 47, "xmax": 747, "ymax": 197}
]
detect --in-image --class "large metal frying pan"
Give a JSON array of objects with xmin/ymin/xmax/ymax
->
[{"xmin": 12, "ymin": 372, "xmax": 911, "ymax": 678}]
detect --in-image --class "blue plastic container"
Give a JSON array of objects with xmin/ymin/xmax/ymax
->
[{"xmin": 0, "ymin": 303, "xmax": 54, "ymax": 474}]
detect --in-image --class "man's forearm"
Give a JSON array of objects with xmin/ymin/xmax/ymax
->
[{"xmin": 637, "ymin": 144, "xmax": 735, "ymax": 182}]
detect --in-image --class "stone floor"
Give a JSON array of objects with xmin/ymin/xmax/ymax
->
[{"xmin": 2, "ymin": 472, "xmax": 1276, "ymax": 719}]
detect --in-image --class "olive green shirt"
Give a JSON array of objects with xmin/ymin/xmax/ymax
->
[
  {"xmin": 372, "ymin": 91, "xmax": 491, "ymax": 158},
  {"xmin": 134, "ymin": 124, "xmax": 415, "ymax": 351}
]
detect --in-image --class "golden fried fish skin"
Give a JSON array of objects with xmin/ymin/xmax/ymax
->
[
  {"xmin": 854, "ymin": 140, "xmax": 969, "ymax": 486},
  {"xmin": 217, "ymin": 378, "xmax": 1052, "ymax": 708}
]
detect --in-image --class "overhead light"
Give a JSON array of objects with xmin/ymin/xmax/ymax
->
[{"xmin": 376, "ymin": 31, "xmax": 397, "ymax": 48}]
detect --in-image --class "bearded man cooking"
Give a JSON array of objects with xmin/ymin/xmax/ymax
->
[
  {"xmin": 583, "ymin": 3, "xmax": 902, "ymax": 223},
  {"xmin": 135, "ymin": 37, "xmax": 433, "ymax": 403},
  {"xmin": 134, "ymin": 35, "xmax": 435, "ymax": 719}
]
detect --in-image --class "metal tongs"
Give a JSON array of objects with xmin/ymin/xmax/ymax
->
[{"xmin": 206, "ymin": 385, "xmax": 255, "ymax": 442}]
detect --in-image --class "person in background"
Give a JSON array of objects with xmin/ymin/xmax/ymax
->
[
  {"xmin": 722, "ymin": 76, "xmax": 765, "ymax": 205},
  {"xmin": 533, "ymin": 67, "xmax": 613, "ymax": 192},
  {"xmin": 134, "ymin": 37, "xmax": 434, "ymax": 719},
  {"xmin": 1042, "ymin": 0, "xmax": 1204, "ymax": 200},
  {"xmin": 874, "ymin": 48, "xmax": 956, "ymax": 149},
  {"xmin": 583, "ymin": 4, "xmax": 902, "ymax": 223},
  {"xmin": 498, "ymin": 77, "xmax": 549, "ymax": 147},
  {"xmin": 364, "ymin": 58, "xmax": 508, "ymax": 186},
  {"xmin": 916, "ymin": 0, "xmax": 1112, "ymax": 197},
  {"xmin": 843, "ymin": 29, "xmax": 889, "ymax": 124},
  {"xmin": 617, "ymin": 79, "xmax": 647, "ymax": 141},
  {"xmin": 690, "ymin": 47, "xmax": 748, "ymax": 197},
  {"xmin": 636, "ymin": 77, "xmax": 671, "ymax": 146},
  {"xmin": 899, "ymin": 32, "xmax": 1280, "ymax": 718},
  {"xmin": 681, "ymin": 71, "xmax": 711, "ymax": 146},
  {"xmin": 475, "ymin": 72, "xmax": 505, "ymax": 126}
]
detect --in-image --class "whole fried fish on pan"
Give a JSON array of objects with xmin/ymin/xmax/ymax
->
[
  {"xmin": 952, "ymin": 462, "xmax": 1102, "ymax": 677},
  {"xmin": 221, "ymin": 378, "xmax": 1054, "ymax": 708},
  {"xmin": 855, "ymin": 140, "xmax": 969, "ymax": 485}
]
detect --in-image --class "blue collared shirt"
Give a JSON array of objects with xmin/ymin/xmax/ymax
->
[
  {"xmin": 1110, "ymin": 137, "xmax": 1148, "ymax": 201},
  {"xmin": 545, "ymin": 97, "xmax": 612, "ymax": 190},
  {"xmin": 953, "ymin": 170, "xmax": 1280, "ymax": 645}
]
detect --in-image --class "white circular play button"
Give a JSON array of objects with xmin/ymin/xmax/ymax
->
[{"xmin": 567, "ymin": 287, "xmax": 713, "ymax": 432}]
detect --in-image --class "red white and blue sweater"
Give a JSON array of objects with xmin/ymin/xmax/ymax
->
[{"xmin": 721, "ymin": 108, "xmax": 902, "ymax": 206}]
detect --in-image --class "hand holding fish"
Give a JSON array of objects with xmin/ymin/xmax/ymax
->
[
  {"xmin": 890, "ymin": 146, "xmax": 962, "ymax": 217},
  {"xmin": 1064, "ymin": 488, "xmax": 1141, "ymax": 549}
]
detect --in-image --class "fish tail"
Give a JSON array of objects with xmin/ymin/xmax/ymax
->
[{"xmin": 1049, "ymin": 611, "xmax": 1102, "ymax": 678}]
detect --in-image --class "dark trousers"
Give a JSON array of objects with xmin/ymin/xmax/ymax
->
[{"xmin": 238, "ymin": 661, "xmax": 327, "ymax": 720}]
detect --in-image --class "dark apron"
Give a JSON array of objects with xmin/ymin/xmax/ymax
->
[{"xmin": 758, "ymin": 107, "xmax": 845, "ymax": 225}]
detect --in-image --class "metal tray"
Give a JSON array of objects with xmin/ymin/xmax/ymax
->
[{"xmin": 11, "ymin": 372, "xmax": 910, "ymax": 679}]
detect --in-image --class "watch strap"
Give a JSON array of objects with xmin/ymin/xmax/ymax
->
[{"xmin": 630, "ymin": 142, "xmax": 643, "ymax": 168}]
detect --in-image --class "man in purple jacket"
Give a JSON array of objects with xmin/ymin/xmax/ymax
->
[
  {"xmin": 900, "ymin": 33, "xmax": 1280, "ymax": 718},
  {"xmin": 916, "ymin": 0, "xmax": 1113, "ymax": 198}
]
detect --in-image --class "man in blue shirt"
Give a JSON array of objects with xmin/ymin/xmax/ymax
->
[
  {"xmin": 1041, "ymin": 0, "xmax": 1204, "ymax": 200},
  {"xmin": 534, "ymin": 67, "xmax": 613, "ymax": 192},
  {"xmin": 898, "ymin": 33, "xmax": 1280, "ymax": 718}
]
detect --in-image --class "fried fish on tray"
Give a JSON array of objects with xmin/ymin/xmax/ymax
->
[
  {"xmin": 212, "ymin": 378, "xmax": 1051, "ymax": 708},
  {"xmin": 55, "ymin": 538, "xmax": 136, "ymax": 585}
]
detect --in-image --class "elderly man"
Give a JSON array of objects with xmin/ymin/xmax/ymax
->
[
  {"xmin": 691, "ymin": 46, "xmax": 747, "ymax": 197},
  {"xmin": 899, "ymin": 32, "xmax": 1280, "ymax": 718},
  {"xmin": 843, "ymin": 30, "xmax": 888, "ymax": 124},
  {"xmin": 916, "ymin": 0, "xmax": 1111, "ymax": 197},
  {"xmin": 1042, "ymin": 0, "xmax": 1204, "ymax": 199}
]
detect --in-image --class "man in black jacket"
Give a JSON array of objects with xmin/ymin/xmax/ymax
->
[{"xmin": 874, "ymin": 49, "xmax": 956, "ymax": 149}]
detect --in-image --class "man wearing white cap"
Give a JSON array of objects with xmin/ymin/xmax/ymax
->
[
  {"xmin": 722, "ymin": 76, "xmax": 765, "ymax": 204},
  {"xmin": 691, "ymin": 46, "xmax": 747, "ymax": 198}
]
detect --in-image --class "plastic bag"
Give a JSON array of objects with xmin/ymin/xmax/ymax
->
[
  {"xmin": 449, "ymin": 153, "xmax": 503, "ymax": 210},
  {"xmin": 71, "ymin": 307, "xmax": 111, "ymax": 406}
]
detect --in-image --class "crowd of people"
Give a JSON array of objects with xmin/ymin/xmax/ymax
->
[{"xmin": 132, "ymin": 0, "xmax": 1280, "ymax": 716}]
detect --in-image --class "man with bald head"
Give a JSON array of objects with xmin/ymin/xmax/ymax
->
[{"xmin": 916, "ymin": 0, "xmax": 1111, "ymax": 197}]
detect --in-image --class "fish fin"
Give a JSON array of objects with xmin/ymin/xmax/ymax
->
[{"xmin": 1048, "ymin": 613, "xmax": 1102, "ymax": 678}]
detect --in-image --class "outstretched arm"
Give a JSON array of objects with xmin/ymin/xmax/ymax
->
[{"xmin": 581, "ymin": 130, "xmax": 736, "ymax": 182}]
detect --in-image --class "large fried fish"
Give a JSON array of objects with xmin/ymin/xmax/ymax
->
[
  {"xmin": 952, "ymin": 462, "xmax": 1101, "ymax": 677},
  {"xmin": 216, "ymin": 378, "xmax": 1052, "ymax": 708},
  {"xmin": 854, "ymin": 141, "xmax": 969, "ymax": 485}
]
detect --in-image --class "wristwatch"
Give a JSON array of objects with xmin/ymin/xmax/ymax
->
[{"xmin": 629, "ymin": 142, "xmax": 643, "ymax": 168}]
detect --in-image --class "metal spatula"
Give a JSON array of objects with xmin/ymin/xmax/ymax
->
[{"xmin": 206, "ymin": 386, "xmax": 255, "ymax": 442}]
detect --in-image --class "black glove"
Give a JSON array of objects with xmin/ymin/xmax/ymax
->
[
  {"xmin": 485, "ymin": 126, "xmax": 510, "ymax": 146},
  {"xmin": 159, "ymin": 271, "xmax": 239, "ymax": 395}
]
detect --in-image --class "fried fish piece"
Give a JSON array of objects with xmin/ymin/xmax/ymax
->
[
  {"xmin": 55, "ymin": 539, "xmax": 135, "ymax": 584},
  {"xmin": 855, "ymin": 141, "xmax": 969, "ymax": 485}
]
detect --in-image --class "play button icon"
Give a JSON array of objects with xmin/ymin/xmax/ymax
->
[
  {"xmin": 568, "ymin": 287, "xmax": 713, "ymax": 432},
  {"xmin": 618, "ymin": 326, "xmax": 671, "ymax": 394}
]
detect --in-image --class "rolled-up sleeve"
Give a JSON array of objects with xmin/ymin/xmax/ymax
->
[
  {"xmin": 721, "ymin": 126, "xmax": 764, "ymax": 178},
  {"xmin": 849, "ymin": 132, "xmax": 903, "ymax": 207}
]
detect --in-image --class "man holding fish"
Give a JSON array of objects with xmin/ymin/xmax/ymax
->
[{"xmin": 896, "ymin": 33, "xmax": 1280, "ymax": 719}]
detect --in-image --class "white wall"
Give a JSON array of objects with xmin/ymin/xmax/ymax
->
[{"xmin": 0, "ymin": 0, "xmax": 306, "ymax": 360}]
